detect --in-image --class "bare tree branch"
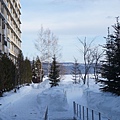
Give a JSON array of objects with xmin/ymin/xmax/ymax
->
[{"xmin": 78, "ymin": 37, "xmax": 101, "ymax": 87}]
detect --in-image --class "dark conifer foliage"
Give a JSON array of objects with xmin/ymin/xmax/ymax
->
[
  {"xmin": 0, "ymin": 51, "xmax": 33, "ymax": 96},
  {"xmin": 16, "ymin": 52, "xmax": 32, "ymax": 87},
  {"xmin": 17, "ymin": 51, "xmax": 24, "ymax": 86},
  {"xmin": 32, "ymin": 60, "xmax": 37, "ymax": 83},
  {"xmin": 35, "ymin": 56, "xmax": 44, "ymax": 82},
  {"xmin": 49, "ymin": 55, "xmax": 60, "ymax": 87},
  {"xmin": 0, "ymin": 54, "xmax": 16, "ymax": 96},
  {"xmin": 24, "ymin": 57, "xmax": 32, "ymax": 84},
  {"xmin": 100, "ymin": 17, "xmax": 120, "ymax": 95},
  {"xmin": 32, "ymin": 57, "xmax": 44, "ymax": 83}
]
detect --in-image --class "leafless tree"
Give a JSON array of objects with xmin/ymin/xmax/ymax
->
[
  {"xmin": 93, "ymin": 46, "xmax": 104, "ymax": 83},
  {"xmin": 35, "ymin": 26, "xmax": 61, "ymax": 74},
  {"xmin": 78, "ymin": 38, "xmax": 97, "ymax": 87},
  {"xmin": 35, "ymin": 26, "xmax": 59, "ymax": 62}
]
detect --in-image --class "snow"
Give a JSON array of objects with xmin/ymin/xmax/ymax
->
[{"xmin": 0, "ymin": 75, "xmax": 120, "ymax": 120}]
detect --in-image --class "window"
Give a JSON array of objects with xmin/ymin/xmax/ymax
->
[
  {"xmin": 1, "ymin": 4, "xmax": 4, "ymax": 14},
  {"xmin": 4, "ymin": 40, "xmax": 7, "ymax": 46},
  {"xmin": 0, "ymin": 34, "xmax": 1, "ymax": 42},
  {"xmin": 0, "ymin": 18, "xmax": 1, "ymax": 26},
  {"xmin": 2, "ymin": 34, "xmax": 5, "ymax": 41},
  {"xmin": 7, "ymin": 37, "xmax": 10, "ymax": 49},
  {"xmin": 2, "ymin": 20, "xmax": 5, "ymax": 29}
]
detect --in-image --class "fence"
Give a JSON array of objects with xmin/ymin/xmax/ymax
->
[
  {"xmin": 73, "ymin": 101, "xmax": 110, "ymax": 120},
  {"xmin": 44, "ymin": 106, "xmax": 48, "ymax": 120}
]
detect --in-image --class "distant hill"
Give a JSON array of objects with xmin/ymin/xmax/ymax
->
[{"xmin": 42, "ymin": 62, "xmax": 95, "ymax": 75}]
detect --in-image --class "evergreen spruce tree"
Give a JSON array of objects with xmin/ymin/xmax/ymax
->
[
  {"xmin": 32, "ymin": 57, "xmax": 44, "ymax": 83},
  {"xmin": 24, "ymin": 57, "xmax": 32, "ymax": 84},
  {"xmin": 35, "ymin": 56, "xmax": 44, "ymax": 82},
  {"xmin": 0, "ymin": 54, "xmax": 16, "ymax": 94},
  {"xmin": 49, "ymin": 55, "xmax": 60, "ymax": 87},
  {"xmin": 100, "ymin": 17, "xmax": 120, "ymax": 95},
  {"xmin": 72, "ymin": 58, "xmax": 81, "ymax": 84},
  {"xmin": 32, "ymin": 59, "xmax": 37, "ymax": 83},
  {"xmin": 17, "ymin": 51, "xmax": 24, "ymax": 86}
]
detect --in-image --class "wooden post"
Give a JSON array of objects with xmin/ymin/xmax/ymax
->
[
  {"xmin": 79, "ymin": 105, "xmax": 81, "ymax": 119},
  {"xmin": 73, "ymin": 101, "xmax": 76, "ymax": 118},
  {"xmin": 92, "ymin": 110, "xmax": 94, "ymax": 120},
  {"xmin": 72, "ymin": 102, "xmax": 110, "ymax": 120},
  {"xmin": 77, "ymin": 104, "xmax": 79, "ymax": 117},
  {"xmin": 83, "ymin": 106, "xmax": 84, "ymax": 120},
  {"xmin": 87, "ymin": 108, "xmax": 89, "ymax": 120},
  {"xmin": 99, "ymin": 112, "xmax": 101, "ymax": 120},
  {"xmin": 44, "ymin": 107, "xmax": 48, "ymax": 120}
]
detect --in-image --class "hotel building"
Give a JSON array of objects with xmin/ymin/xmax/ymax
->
[{"xmin": 0, "ymin": 0, "xmax": 21, "ymax": 62}]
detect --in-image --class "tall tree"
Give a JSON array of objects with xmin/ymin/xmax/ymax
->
[
  {"xmin": 32, "ymin": 59, "xmax": 37, "ymax": 83},
  {"xmin": 24, "ymin": 57, "xmax": 32, "ymax": 84},
  {"xmin": 100, "ymin": 17, "xmax": 120, "ymax": 95},
  {"xmin": 32, "ymin": 57, "xmax": 44, "ymax": 83},
  {"xmin": 93, "ymin": 46, "xmax": 104, "ymax": 83},
  {"xmin": 35, "ymin": 26, "xmax": 61, "ymax": 75},
  {"xmin": 71, "ymin": 58, "xmax": 81, "ymax": 84},
  {"xmin": 49, "ymin": 55, "xmax": 60, "ymax": 87},
  {"xmin": 78, "ymin": 38, "xmax": 96, "ymax": 86},
  {"xmin": 17, "ymin": 51, "xmax": 24, "ymax": 86},
  {"xmin": 35, "ymin": 56, "xmax": 44, "ymax": 82},
  {"xmin": 0, "ymin": 54, "xmax": 16, "ymax": 95}
]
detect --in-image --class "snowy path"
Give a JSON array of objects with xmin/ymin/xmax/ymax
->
[
  {"xmin": 0, "ymin": 82, "xmax": 49, "ymax": 120},
  {"xmin": 0, "ymin": 77, "xmax": 84, "ymax": 120}
]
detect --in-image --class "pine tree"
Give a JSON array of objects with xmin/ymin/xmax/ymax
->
[
  {"xmin": 72, "ymin": 58, "xmax": 81, "ymax": 84},
  {"xmin": 17, "ymin": 51, "xmax": 24, "ymax": 86},
  {"xmin": 32, "ymin": 59, "xmax": 37, "ymax": 83},
  {"xmin": 32, "ymin": 57, "xmax": 44, "ymax": 83},
  {"xmin": 24, "ymin": 57, "xmax": 32, "ymax": 84},
  {"xmin": 35, "ymin": 56, "xmax": 44, "ymax": 82},
  {"xmin": 0, "ymin": 54, "xmax": 16, "ymax": 94},
  {"xmin": 100, "ymin": 17, "xmax": 120, "ymax": 95},
  {"xmin": 49, "ymin": 55, "xmax": 60, "ymax": 87},
  {"xmin": 112, "ymin": 18, "xmax": 120, "ymax": 95}
]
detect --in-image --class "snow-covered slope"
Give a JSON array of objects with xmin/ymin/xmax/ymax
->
[{"xmin": 0, "ymin": 75, "xmax": 120, "ymax": 120}]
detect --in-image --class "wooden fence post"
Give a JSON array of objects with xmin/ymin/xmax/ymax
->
[
  {"xmin": 83, "ymin": 106, "xmax": 84, "ymax": 120},
  {"xmin": 79, "ymin": 105, "xmax": 81, "ymax": 119},
  {"xmin": 73, "ymin": 101, "xmax": 76, "ymax": 119},
  {"xmin": 92, "ymin": 110, "xmax": 94, "ymax": 120},
  {"xmin": 87, "ymin": 108, "xmax": 88, "ymax": 120},
  {"xmin": 99, "ymin": 112, "xmax": 101, "ymax": 120},
  {"xmin": 73, "ymin": 102, "xmax": 110, "ymax": 120},
  {"xmin": 77, "ymin": 104, "xmax": 79, "ymax": 117},
  {"xmin": 44, "ymin": 107, "xmax": 48, "ymax": 120}
]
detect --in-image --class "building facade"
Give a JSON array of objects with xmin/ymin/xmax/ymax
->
[{"xmin": 0, "ymin": 0, "xmax": 21, "ymax": 62}]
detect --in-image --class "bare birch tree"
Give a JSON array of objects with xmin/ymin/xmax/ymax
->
[{"xmin": 35, "ymin": 26, "xmax": 61, "ymax": 75}]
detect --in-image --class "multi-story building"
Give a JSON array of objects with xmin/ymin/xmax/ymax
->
[{"xmin": 0, "ymin": 0, "xmax": 21, "ymax": 62}]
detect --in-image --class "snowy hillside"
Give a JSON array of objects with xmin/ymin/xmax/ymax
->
[{"xmin": 0, "ymin": 75, "xmax": 120, "ymax": 120}]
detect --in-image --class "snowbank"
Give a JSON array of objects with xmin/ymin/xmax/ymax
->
[
  {"xmin": 82, "ymin": 77, "xmax": 120, "ymax": 120},
  {"xmin": 84, "ymin": 90, "xmax": 120, "ymax": 120},
  {"xmin": 37, "ymin": 87, "xmax": 68, "ymax": 112},
  {"xmin": 0, "ymin": 75, "xmax": 120, "ymax": 120}
]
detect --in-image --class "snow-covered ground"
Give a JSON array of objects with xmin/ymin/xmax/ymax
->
[{"xmin": 0, "ymin": 75, "xmax": 120, "ymax": 120}]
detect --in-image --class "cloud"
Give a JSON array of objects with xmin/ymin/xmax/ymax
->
[{"xmin": 21, "ymin": 0, "xmax": 120, "ymax": 62}]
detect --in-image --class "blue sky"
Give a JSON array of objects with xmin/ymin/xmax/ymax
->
[{"xmin": 21, "ymin": 0, "xmax": 120, "ymax": 62}]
